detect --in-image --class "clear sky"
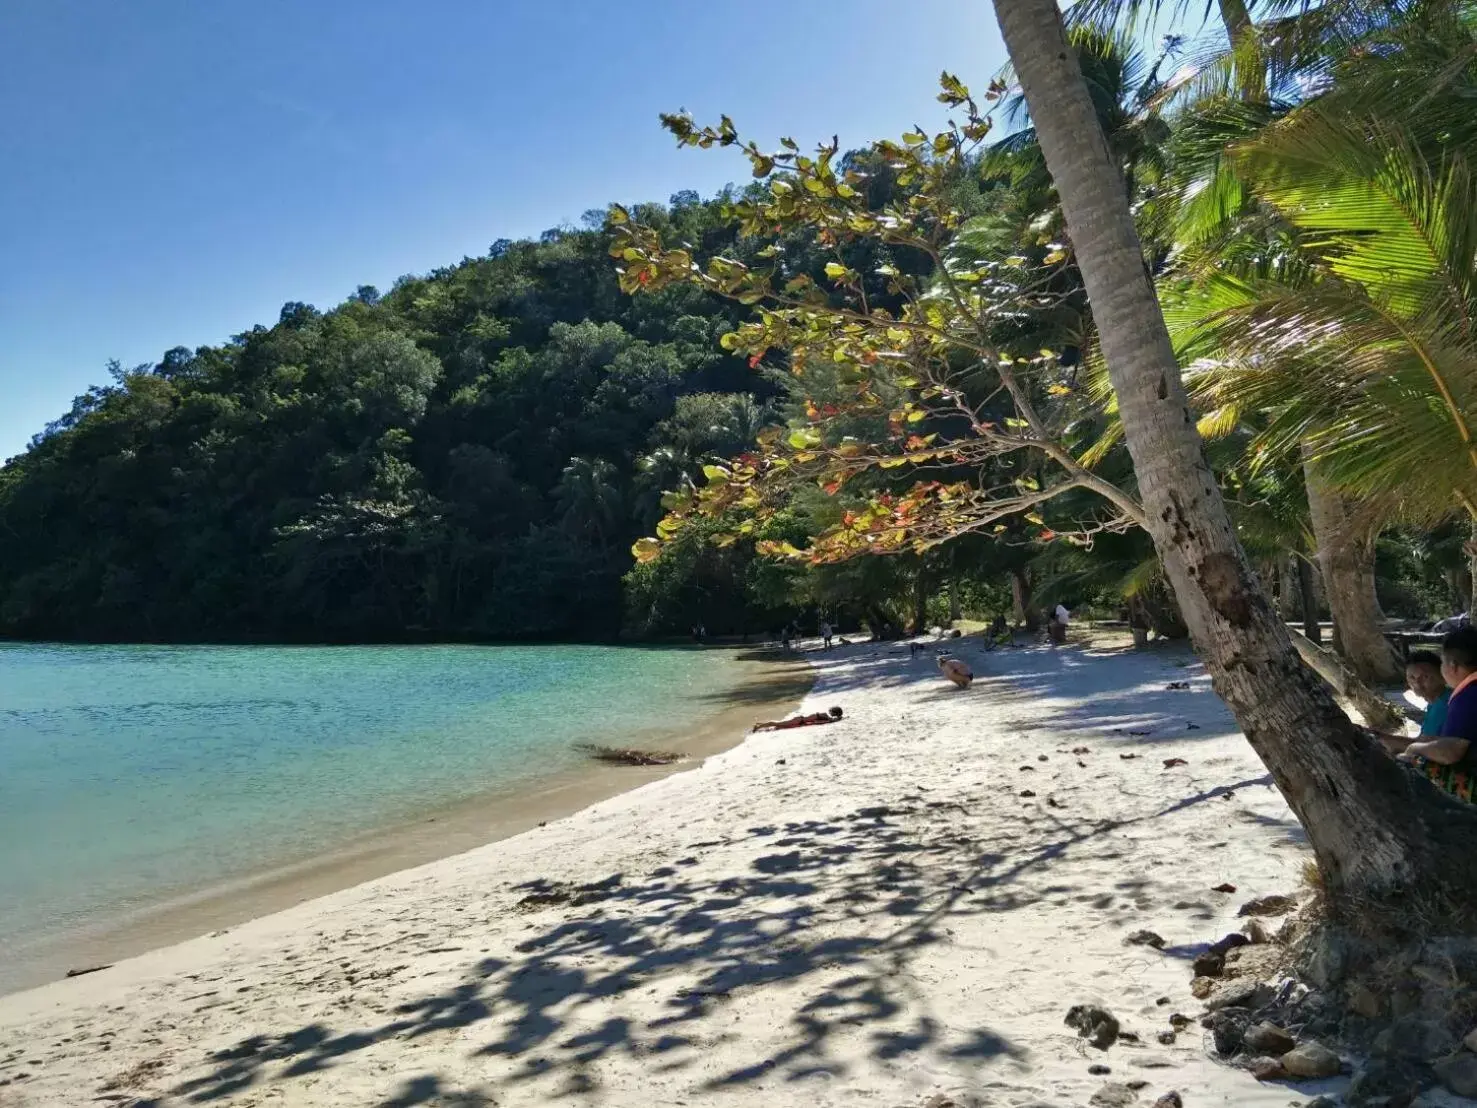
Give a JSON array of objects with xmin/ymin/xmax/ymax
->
[{"xmin": 0, "ymin": 0, "xmax": 1008, "ymax": 461}]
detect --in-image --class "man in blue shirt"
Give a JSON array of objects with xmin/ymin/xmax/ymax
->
[
  {"xmin": 1411, "ymin": 651, "xmax": 1450, "ymax": 736},
  {"xmin": 1372, "ymin": 652, "xmax": 1449, "ymax": 755},
  {"xmin": 1398, "ymin": 630, "xmax": 1477, "ymax": 802}
]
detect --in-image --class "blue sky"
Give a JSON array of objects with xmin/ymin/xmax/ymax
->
[{"xmin": 0, "ymin": 0, "xmax": 1009, "ymax": 461}]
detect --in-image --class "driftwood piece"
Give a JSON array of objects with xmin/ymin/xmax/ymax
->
[
  {"xmin": 576, "ymin": 744, "xmax": 683, "ymax": 766},
  {"xmin": 65, "ymin": 964, "xmax": 112, "ymax": 978}
]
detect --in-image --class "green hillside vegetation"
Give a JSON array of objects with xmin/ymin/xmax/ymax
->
[
  {"xmin": 5, "ymin": 6, "xmax": 1477, "ymax": 655},
  {"xmin": 0, "ymin": 198, "xmax": 785, "ymax": 641}
]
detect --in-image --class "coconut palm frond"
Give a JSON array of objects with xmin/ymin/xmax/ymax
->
[
  {"xmin": 1187, "ymin": 284, "xmax": 1477, "ymax": 522},
  {"xmin": 1118, "ymin": 554, "xmax": 1166, "ymax": 598},
  {"xmin": 1232, "ymin": 110, "xmax": 1477, "ymax": 326}
]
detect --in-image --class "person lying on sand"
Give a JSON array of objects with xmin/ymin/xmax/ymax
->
[
  {"xmin": 752, "ymin": 706, "xmax": 844, "ymax": 732},
  {"xmin": 937, "ymin": 654, "xmax": 973, "ymax": 689},
  {"xmin": 1368, "ymin": 651, "xmax": 1449, "ymax": 756}
]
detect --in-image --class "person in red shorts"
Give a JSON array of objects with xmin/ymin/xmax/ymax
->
[{"xmin": 1398, "ymin": 627, "xmax": 1477, "ymax": 802}]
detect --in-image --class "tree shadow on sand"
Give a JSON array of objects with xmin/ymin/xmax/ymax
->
[{"xmin": 165, "ymin": 772, "xmax": 1260, "ymax": 1105}]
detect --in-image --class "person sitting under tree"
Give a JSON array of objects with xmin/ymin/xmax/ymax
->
[
  {"xmin": 1397, "ymin": 629, "xmax": 1477, "ymax": 802},
  {"xmin": 1370, "ymin": 651, "xmax": 1450, "ymax": 756}
]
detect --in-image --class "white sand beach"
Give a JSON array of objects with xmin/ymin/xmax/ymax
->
[{"xmin": 1, "ymin": 638, "xmax": 1359, "ymax": 1106}]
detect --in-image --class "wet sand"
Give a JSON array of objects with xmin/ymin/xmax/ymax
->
[{"xmin": 7, "ymin": 649, "xmax": 812, "ymax": 995}]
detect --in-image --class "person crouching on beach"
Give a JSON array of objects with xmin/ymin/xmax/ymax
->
[
  {"xmin": 752, "ymin": 706, "xmax": 844, "ymax": 732},
  {"xmin": 937, "ymin": 654, "xmax": 973, "ymax": 689}
]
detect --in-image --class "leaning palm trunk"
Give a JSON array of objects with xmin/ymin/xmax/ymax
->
[
  {"xmin": 1296, "ymin": 554, "xmax": 1322, "ymax": 644},
  {"xmin": 1304, "ymin": 456, "xmax": 1400, "ymax": 684},
  {"xmin": 990, "ymin": 0, "xmax": 1477, "ymax": 925},
  {"xmin": 1289, "ymin": 628, "xmax": 1404, "ymax": 733}
]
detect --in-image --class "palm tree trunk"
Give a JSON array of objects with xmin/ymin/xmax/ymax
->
[
  {"xmin": 1011, "ymin": 568, "xmax": 1038, "ymax": 630},
  {"xmin": 1218, "ymin": 0, "xmax": 1252, "ymax": 38},
  {"xmin": 1466, "ymin": 516, "xmax": 1477, "ymax": 616},
  {"xmin": 1273, "ymin": 558, "xmax": 1292, "ymax": 620},
  {"xmin": 991, "ymin": 0, "xmax": 1477, "ymax": 926},
  {"xmin": 1296, "ymin": 554, "xmax": 1322, "ymax": 644},
  {"xmin": 912, "ymin": 566, "xmax": 929, "ymax": 636},
  {"xmin": 1303, "ymin": 456, "xmax": 1400, "ymax": 684},
  {"xmin": 1216, "ymin": 0, "xmax": 1266, "ymax": 101},
  {"xmin": 1289, "ymin": 628, "xmax": 1404, "ymax": 733},
  {"xmin": 949, "ymin": 547, "xmax": 963, "ymax": 624}
]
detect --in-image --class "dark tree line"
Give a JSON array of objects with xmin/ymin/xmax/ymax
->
[{"xmin": 0, "ymin": 195, "xmax": 795, "ymax": 642}]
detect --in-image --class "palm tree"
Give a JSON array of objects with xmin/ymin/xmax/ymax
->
[
  {"xmin": 987, "ymin": 24, "xmax": 1174, "ymax": 204},
  {"xmin": 632, "ymin": 445, "xmax": 694, "ymax": 530},
  {"xmin": 1137, "ymin": 5, "xmax": 1442, "ymax": 683},
  {"xmin": 989, "ymin": 0, "xmax": 1477, "ymax": 923},
  {"xmin": 1170, "ymin": 104, "xmax": 1477, "ymax": 631},
  {"xmin": 981, "ymin": 3, "xmax": 1402, "ymax": 683},
  {"xmin": 553, "ymin": 456, "xmax": 625, "ymax": 548}
]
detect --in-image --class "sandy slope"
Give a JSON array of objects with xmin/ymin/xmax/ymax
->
[{"xmin": 0, "ymin": 639, "xmax": 1362, "ymax": 1106}]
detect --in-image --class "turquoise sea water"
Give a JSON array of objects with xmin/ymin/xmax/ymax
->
[{"xmin": 0, "ymin": 642, "xmax": 741, "ymax": 976}]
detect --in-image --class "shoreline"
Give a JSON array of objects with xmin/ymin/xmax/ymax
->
[
  {"xmin": 4, "ymin": 648, "xmax": 812, "ymax": 997},
  {"xmin": 0, "ymin": 641, "xmax": 1313, "ymax": 1108}
]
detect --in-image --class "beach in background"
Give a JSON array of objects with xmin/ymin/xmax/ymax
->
[
  {"xmin": 0, "ymin": 640, "xmax": 1331, "ymax": 1107},
  {"xmin": 0, "ymin": 642, "xmax": 809, "ymax": 994}
]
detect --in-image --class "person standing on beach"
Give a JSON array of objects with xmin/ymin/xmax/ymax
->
[
  {"xmin": 987, "ymin": 613, "xmax": 1009, "ymax": 648},
  {"xmin": 1046, "ymin": 602, "xmax": 1070, "ymax": 645}
]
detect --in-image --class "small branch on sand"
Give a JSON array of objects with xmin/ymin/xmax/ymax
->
[
  {"xmin": 576, "ymin": 744, "xmax": 684, "ymax": 767},
  {"xmin": 65, "ymin": 964, "xmax": 112, "ymax": 978}
]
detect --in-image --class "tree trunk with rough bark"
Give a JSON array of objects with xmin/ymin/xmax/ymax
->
[
  {"xmin": 1465, "ymin": 517, "xmax": 1477, "ymax": 616},
  {"xmin": 1304, "ymin": 457, "xmax": 1400, "ymax": 684},
  {"xmin": 1274, "ymin": 558, "xmax": 1293, "ymax": 620},
  {"xmin": 1011, "ymin": 568, "xmax": 1039, "ymax": 630},
  {"xmin": 1445, "ymin": 567, "xmax": 1471, "ymax": 615},
  {"xmin": 1296, "ymin": 555, "xmax": 1322, "ymax": 644},
  {"xmin": 1289, "ymin": 629, "xmax": 1404, "ymax": 733},
  {"xmin": 991, "ymin": 0, "xmax": 1477, "ymax": 927},
  {"xmin": 912, "ymin": 566, "xmax": 929, "ymax": 636}
]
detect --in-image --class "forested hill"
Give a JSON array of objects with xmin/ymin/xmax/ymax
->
[{"xmin": 0, "ymin": 192, "xmax": 779, "ymax": 642}]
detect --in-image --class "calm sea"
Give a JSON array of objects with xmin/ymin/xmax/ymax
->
[{"xmin": 0, "ymin": 642, "xmax": 745, "ymax": 988}]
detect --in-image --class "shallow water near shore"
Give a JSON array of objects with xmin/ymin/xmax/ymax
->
[{"xmin": 0, "ymin": 642, "xmax": 803, "ymax": 993}]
